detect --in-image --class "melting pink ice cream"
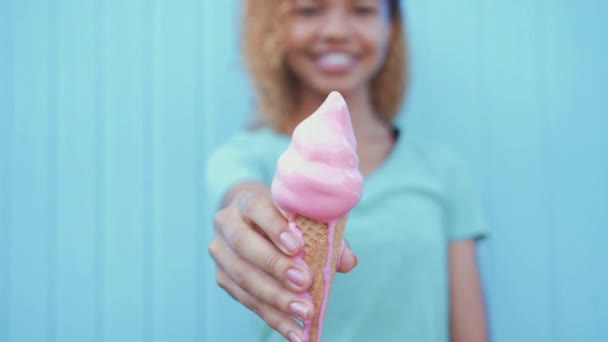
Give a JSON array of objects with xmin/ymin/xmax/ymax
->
[{"xmin": 271, "ymin": 91, "xmax": 364, "ymax": 342}]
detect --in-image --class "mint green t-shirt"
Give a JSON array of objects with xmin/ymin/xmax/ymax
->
[{"xmin": 206, "ymin": 127, "xmax": 486, "ymax": 342}]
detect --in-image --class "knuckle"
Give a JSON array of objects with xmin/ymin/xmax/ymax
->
[
  {"xmin": 237, "ymin": 191, "xmax": 253, "ymax": 211},
  {"xmin": 264, "ymin": 313, "xmax": 291, "ymax": 340},
  {"xmin": 233, "ymin": 269, "xmax": 252, "ymax": 292},
  {"xmin": 243, "ymin": 296, "xmax": 261, "ymax": 316},
  {"xmin": 265, "ymin": 252, "xmax": 284, "ymax": 277},
  {"xmin": 250, "ymin": 301, "xmax": 261, "ymax": 316},
  {"xmin": 216, "ymin": 272, "xmax": 241, "ymax": 305},
  {"xmin": 207, "ymin": 239, "xmax": 218, "ymax": 259},
  {"xmin": 216, "ymin": 271, "xmax": 243, "ymax": 303},
  {"xmin": 270, "ymin": 289, "xmax": 288, "ymax": 310},
  {"xmin": 267, "ymin": 215, "xmax": 286, "ymax": 235},
  {"xmin": 265, "ymin": 315, "xmax": 282, "ymax": 333},
  {"xmin": 212, "ymin": 210, "xmax": 226, "ymax": 228},
  {"xmin": 239, "ymin": 191, "xmax": 262, "ymax": 215},
  {"xmin": 215, "ymin": 271, "xmax": 227, "ymax": 289},
  {"xmin": 226, "ymin": 228, "xmax": 245, "ymax": 251}
]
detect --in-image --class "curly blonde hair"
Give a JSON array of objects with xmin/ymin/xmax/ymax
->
[{"xmin": 242, "ymin": 0, "xmax": 408, "ymax": 127}]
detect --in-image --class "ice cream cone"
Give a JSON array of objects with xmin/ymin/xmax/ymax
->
[
  {"xmin": 295, "ymin": 214, "xmax": 347, "ymax": 342},
  {"xmin": 271, "ymin": 92, "xmax": 362, "ymax": 341}
]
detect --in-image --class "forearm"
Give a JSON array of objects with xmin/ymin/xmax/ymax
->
[{"xmin": 449, "ymin": 239, "xmax": 488, "ymax": 342}]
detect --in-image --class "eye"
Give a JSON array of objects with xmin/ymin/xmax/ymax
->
[
  {"xmin": 297, "ymin": 6, "xmax": 321, "ymax": 16},
  {"xmin": 353, "ymin": 5, "xmax": 378, "ymax": 15},
  {"xmin": 293, "ymin": 1, "xmax": 322, "ymax": 16},
  {"xmin": 352, "ymin": 0, "xmax": 380, "ymax": 16}
]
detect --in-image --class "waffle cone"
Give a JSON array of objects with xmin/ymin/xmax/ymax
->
[{"xmin": 295, "ymin": 214, "xmax": 347, "ymax": 342}]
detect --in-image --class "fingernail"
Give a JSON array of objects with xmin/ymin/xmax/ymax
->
[
  {"xmin": 288, "ymin": 332, "xmax": 302, "ymax": 342},
  {"xmin": 354, "ymin": 254, "xmax": 358, "ymax": 266},
  {"xmin": 286, "ymin": 268, "xmax": 306, "ymax": 287},
  {"xmin": 279, "ymin": 231, "xmax": 300, "ymax": 253},
  {"xmin": 289, "ymin": 302, "xmax": 309, "ymax": 321}
]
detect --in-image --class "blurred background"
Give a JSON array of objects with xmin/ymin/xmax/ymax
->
[{"xmin": 1, "ymin": 0, "xmax": 607, "ymax": 341}]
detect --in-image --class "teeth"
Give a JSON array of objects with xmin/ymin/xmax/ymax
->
[{"xmin": 318, "ymin": 53, "xmax": 353, "ymax": 66}]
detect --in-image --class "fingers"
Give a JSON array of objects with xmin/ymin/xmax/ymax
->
[
  {"xmin": 237, "ymin": 191, "xmax": 303, "ymax": 256},
  {"xmin": 233, "ymin": 191, "xmax": 358, "ymax": 275},
  {"xmin": 214, "ymin": 210, "xmax": 312, "ymax": 292},
  {"xmin": 337, "ymin": 239, "xmax": 357, "ymax": 273},
  {"xmin": 209, "ymin": 237, "xmax": 314, "ymax": 323},
  {"xmin": 215, "ymin": 269, "xmax": 305, "ymax": 342}
]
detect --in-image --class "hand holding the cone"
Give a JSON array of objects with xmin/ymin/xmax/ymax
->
[{"xmin": 209, "ymin": 182, "xmax": 357, "ymax": 342}]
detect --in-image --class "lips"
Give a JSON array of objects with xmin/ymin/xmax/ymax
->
[{"xmin": 315, "ymin": 52, "xmax": 356, "ymax": 73}]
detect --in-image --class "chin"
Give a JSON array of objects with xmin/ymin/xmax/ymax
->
[
  {"xmin": 311, "ymin": 77, "xmax": 361, "ymax": 97},
  {"xmin": 321, "ymin": 85, "xmax": 367, "ymax": 100},
  {"xmin": 318, "ymin": 85, "xmax": 355, "ymax": 97}
]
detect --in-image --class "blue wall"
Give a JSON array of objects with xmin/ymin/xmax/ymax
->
[{"xmin": 0, "ymin": 0, "xmax": 607, "ymax": 341}]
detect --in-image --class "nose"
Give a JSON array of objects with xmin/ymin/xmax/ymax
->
[{"xmin": 318, "ymin": 8, "xmax": 351, "ymax": 42}]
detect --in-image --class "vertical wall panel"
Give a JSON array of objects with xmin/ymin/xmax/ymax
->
[
  {"xmin": 477, "ymin": 1, "xmax": 555, "ymax": 341},
  {"xmin": 151, "ymin": 0, "xmax": 200, "ymax": 341},
  {"xmin": 101, "ymin": 0, "xmax": 147, "ymax": 340},
  {"xmin": 92, "ymin": 1, "xmax": 106, "ymax": 341},
  {"xmin": 201, "ymin": 0, "xmax": 258, "ymax": 341},
  {"xmin": 47, "ymin": 1, "xmax": 59, "ymax": 341},
  {"xmin": 142, "ymin": 2, "xmax": 156, "ymax": 342},
  {"xmin": 10, "ymin": 1, "xmax": 54, "ymax": 341},
  {"xmin": 201, "ymin": 1, "xmax": 218, "ymax": 340},
  {"xmin": 54, "ymin": 0, "xmax": 98, "ymax": 340},
  {"xmin": 192, "ymin": 0, "xmax": 207, "ymax": 339},
  {"xmin": 0, "ymin": 0, "xmax": 14, "ymax": 341},
  {"xmin": 543, "ymin": 2, "xmax": 608, "ymax": 341}
]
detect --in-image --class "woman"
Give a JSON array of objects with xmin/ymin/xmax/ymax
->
[{"xmin": 207, "ymin": 0, "xmax": 488, "ymax": 341}]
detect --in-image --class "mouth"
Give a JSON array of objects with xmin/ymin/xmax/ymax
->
[{"xmin": 314, "ymin": 52, "xmax": 356, "ymax": 74}]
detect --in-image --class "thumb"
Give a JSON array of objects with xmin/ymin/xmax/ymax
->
[{"xmin": 336, "ymin": 239, "xmax": 357, "ymax": 273}]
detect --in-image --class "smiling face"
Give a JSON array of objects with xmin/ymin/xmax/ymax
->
[{"xmin": 284, "ymin": 0, "xmax": 393, "ymax": 97}]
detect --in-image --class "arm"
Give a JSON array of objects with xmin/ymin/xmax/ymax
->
[{"xmin": 449, "ymin": 239, "xmax": 488, "ymax": 342}]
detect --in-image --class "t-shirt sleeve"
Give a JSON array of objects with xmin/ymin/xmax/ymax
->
[
  {"xmin": 442, "ymin": 151, "xmax": 488, "ymax": 241},
  {"xmin": 205, "ymin": 134, "xmax": 269, "ymax": 211}
]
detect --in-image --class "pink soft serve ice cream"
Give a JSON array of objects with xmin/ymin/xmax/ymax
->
[
  {"xmin": 272, "ymin": 91, "xmax": 363, "ymax": 221},
  {"xmin": 271, "ymin": 91, "xmax": 363, "ymax": 342}
]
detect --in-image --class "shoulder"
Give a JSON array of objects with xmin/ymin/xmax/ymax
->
[
  {"xmin": 206, "ymin": 127, "xmax": 289, "ymax": 185},
  {"xmin": 205, "ymin": 127, "xmax": 288, "ymax": 208},
  {"xmin": 212, "ymin": 127, "xmax": 282, "ymax": 151},
  {"xmin": 208, "ymin": 127, "xmax": 287, "ymax": 162}
]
